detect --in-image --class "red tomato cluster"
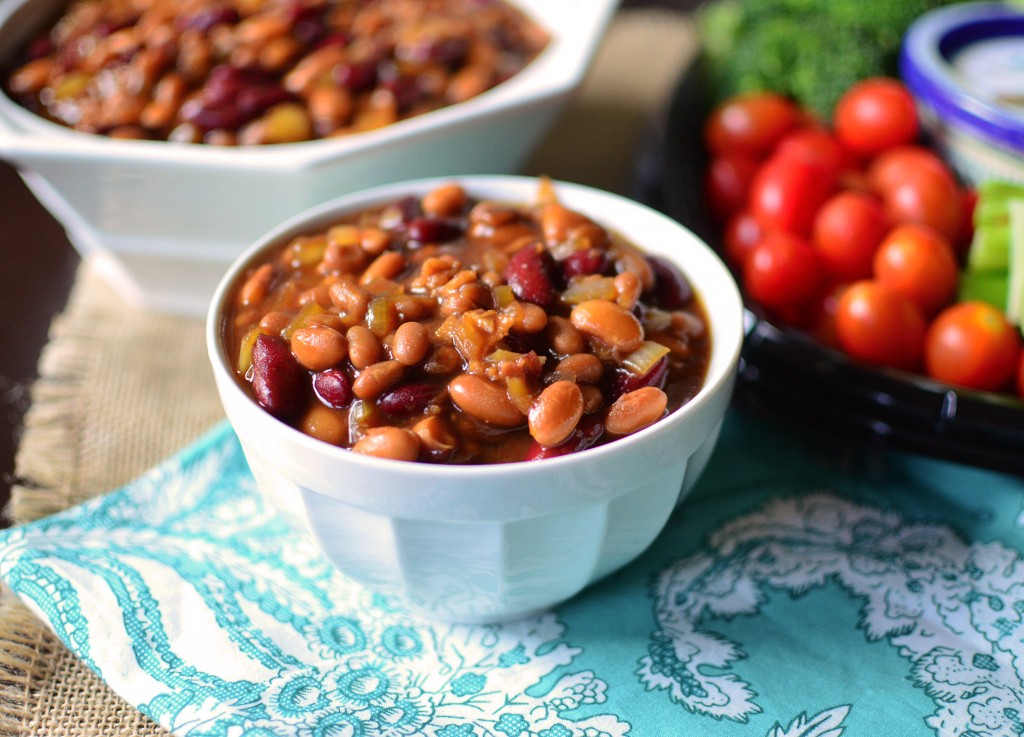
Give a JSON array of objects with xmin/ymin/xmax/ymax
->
[{"xmin": 704, "ymin": 79, "xmax": 1024, "ymax": 397}]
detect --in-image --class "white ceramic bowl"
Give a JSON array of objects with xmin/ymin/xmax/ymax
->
[
  {"xmin": 0, "ymin": 0, "xmax": 617, "ymax": 316},
  {"xmin": 206, "ymin": 175, "xmax": 743, "ymax": 623}
]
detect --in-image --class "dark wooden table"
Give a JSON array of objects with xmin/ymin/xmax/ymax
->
[{"xmin": 0, "ymin": 161, "xmax": 79, "ymax": 521}]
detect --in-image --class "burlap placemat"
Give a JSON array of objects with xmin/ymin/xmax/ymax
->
[{"xmin": 0, "ymin": 9, "xmax": 698, "ymax": 735}]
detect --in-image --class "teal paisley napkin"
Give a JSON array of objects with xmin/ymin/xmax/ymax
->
[{"xmin": 1, "ymin": 411, "xmax": 1023, "ymax": 737}]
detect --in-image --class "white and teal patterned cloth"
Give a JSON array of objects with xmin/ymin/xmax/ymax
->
[{"xmin": 0, "ymin": 411, "xmax": 1022, "ymax": 737}]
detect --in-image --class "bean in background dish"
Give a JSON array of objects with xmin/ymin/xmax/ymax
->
[{"xmin": 5, "ymin": 0, "xmax": 549, "ymax": 144}]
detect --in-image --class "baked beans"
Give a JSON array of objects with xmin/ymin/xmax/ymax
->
[
  {"xmin": 4, "ymin": 0, "xmax": 548, "ymax": 144},
  {"xmin": 224, "ymin": 180, "xmax": 712, "ymax": 463}
]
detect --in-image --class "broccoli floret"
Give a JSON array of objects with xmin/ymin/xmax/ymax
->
[{"xmin": 699, "ymin": 0, "xmax": 960, "ymax": 118}]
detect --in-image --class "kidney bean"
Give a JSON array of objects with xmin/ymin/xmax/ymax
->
[
  {"xmin": 180, "ymin": 98, "xmax": 246, "ymax": 132},
  {"xmin": 291, "ymin": 325, "xmax": 347, "ymax": 371},
  {"xmin": 407, "ymin": 217, "xmax": 462, "ymax": 245},
  {"xmin": 528, "ymin": 381, "xmax": 583, "ymax": 447},
  {"xmin": 649, "ymin": 256, "xmax": 694, "ymax": 309},
  {"xmin": 562, "ymin": 248, "xmax": 609, "ymax": 280},
  {"xmin": 378, "ymin": 382, "xmax": 443, "ymax": 415},
  {"xmin": 352, "ymin": 426, "xmax": 420, "ymax": 461},
  {"xmin": 523, "ymin": 415, "xmax": 604, "ymax": 461},
  {"xmin": 314, "ymin": 368, "xmax": 353, "ymax": 408},
  {"xmin": 179, "ymin": 6, "xmax": 240, "ymax": 32},
  {"xmin": 449, "ymin": 374, "xmax": 524, "ymax": 427},
  {"xmin": 287, "ymin": 4, "xmax": 329, "ymax": 45},
  {"xmin": 605, "ymin": 386, "xmax": 668, "ymax": 436},
  {"xmin": 250, "ymin": 334, "xmax": 306, "ymax": 419},
  {"xmin": 398, "ymin": 34, "xmax": 468, "ymax": 65},
  {"xmin": 505, "ymin": 244, "xmax": 557, "ymax": 308},
  {"xmin": 236, "ymin": 83, "xmax": 293, "ymax": 119},
  {"xmin": 609, "ymin": 356, "xmax": 669, "ymax": 401},
  {"xmin": 379, "ymin": 69, "xmax": 424, "ymax": 111},
  {"xmin": 333, "ymin": 59, "xmax": 378, "ymax": 92},
  {"xmin": 570, "ymin": 300, "xmax": 644, "ymax": 353}
]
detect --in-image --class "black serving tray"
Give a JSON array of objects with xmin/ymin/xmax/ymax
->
[{"xmin": 633, "ymin": 54, "xmax": 1024, "ymax": 476}]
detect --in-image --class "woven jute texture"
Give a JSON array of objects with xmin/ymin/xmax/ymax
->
[{"xmin": 0, "ymin": 10, "xmax": 697, "ymax": 735}]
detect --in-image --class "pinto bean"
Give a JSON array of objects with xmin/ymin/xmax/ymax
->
[
  {"xmin": 528, "ymin": 381, "xmax": 583, "ymax": 447},
  {"xmin": 449, "ymin": 374, "xmax": 524, "ymax": 427},
  {"xmin": 570, "ymin": 300, "xmax": 644, "ymax": 353},
  {"xmin": 392, "ymin": 322, "xmax": 431, "ymax": 366},
  {"xmin": 605, "ymin": 387, "xmax": 668, "ymax": 436},
  {"xmin": 352, "ymin": 360, "xmax": 404, "ymax": 400},
  {"xmin": 290, "ymin": 326, "xmax": 347, "ymax": 371},
  {"xmin": 352, "ymin": 426, "xmax": 420, "ymax": 461},
  {"xmin": 555, "ymin": 353, "xmax": 603, "ymax": 384},
  {"xmin": 346, "ymin": 325, "xmax": 381, "ymax": 369}
]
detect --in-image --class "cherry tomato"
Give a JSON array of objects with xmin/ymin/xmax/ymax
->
[
  {"xmin": 705, "ymin": 154, "xmax": 760, "ymax": 222},
  {"xmin": 924, "ymin": 302, "xmax": 1021, "ymax": 392},
  {"xmin": 743, "ymin": 231, "xmax": 824, "ymax": 311},
  {"xmin": 723, "ymin": 209, "xmax": 764, "ymax": 271},
  {"xmin": 812, "ymin": 190, "xmax": 889, "ymax": 281},
  {"xmin": 865, "ymin": 146, "xmax": 964, "ymax": 243},
  {"xmin": 775, "ymin": 126, "xmax": 854, "ymax": 179},
  {"xmin": 866, "ymin": 145, "xmax": 956, "ymax": 194},
  {"xmin": 872, "ymin": 224, "xmax": 959, "ymax": 316},
  {"xmin": 880, "ymin": 164, "xmax": 964, "ymax": 244},
  {"xmin": 834, "ymin": 77, "xmax": 919, "ymax": 157},
  {"xmin": 834, "ymin": 280, "xmax": 926, "ymax": 371},
  {"xmin": 749, "ymin": 153, "xmax": 838, "ymax": 236},
  {"xmin": 704, "ymin": 92, "xmax": 803, "ymax": 159}
]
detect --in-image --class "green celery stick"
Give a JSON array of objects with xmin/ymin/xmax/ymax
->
[
  {"xmin": 973, "ymin": 198, "xmax": 1010, "ymax": 229},
  {"xmin": 1007, "ymin": 200, "xmax": 1024, "ymax": 326},
  {"xmin": 967, "ymin": 223, "xmax": 1011, "ymax": 272},
  {"xmin": 959, "ymin": 269, "xmax": 1008, "ymax": 311},
  {"xmin": 978, "ymin": 179, "xmax": 1024, "ymax": 201}
]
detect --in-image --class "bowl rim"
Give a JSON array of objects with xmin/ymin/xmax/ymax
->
[
  {"xmin": 0, "ymin": 0, "xmax": 620, "ymax": 170},
  {"xmin": 900, "ymin": 1, "xmax": 1024, "ymax": 153},
  {"xmin": 205, "ymin": 174, "xmax": 744, "ymax": 480}
]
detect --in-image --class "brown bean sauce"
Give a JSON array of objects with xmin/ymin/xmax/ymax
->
[
  {"xmin": 4, "ymin": 0, "xmax": 548, "ymax": 144},
  {"xmin": 224, "ymin": 181, "xmax": 712, "ymax": 463}
]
